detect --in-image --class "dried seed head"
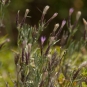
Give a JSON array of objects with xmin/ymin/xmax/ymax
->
[
  {"xmin": 61, "ymin": 20, "xmax": 66, "ymax": 28},
  {"xmin": 24, "ymin": 9, "xmax": 29, "ymax": 18},
  {"xmin": 69, "ymin": 8, "xmax": 74, "ymax": 16},
  {"xmin": 43, "ymin": 5, "xmax": 50, "ymax": 15},
  {"xmin": 53, "ymin": 23, "xmax": 59, "ymax": 32},
  {"xmin": 76, "ymin": 11, "xmax": 81, "ymax": 21}
]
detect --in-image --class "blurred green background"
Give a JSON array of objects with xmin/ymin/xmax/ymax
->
[{"xmin": 0, "ymin": 0, "xmax": 87, "ymax": 86}]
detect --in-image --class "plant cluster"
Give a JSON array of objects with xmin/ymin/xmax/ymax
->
[
  {"xmin": 1, "ymin": 1, "xmax": 87, "ymax": 86},
  {"xmin": 14, "ymin": 5, "xmax": 87, "ymax": 87}
]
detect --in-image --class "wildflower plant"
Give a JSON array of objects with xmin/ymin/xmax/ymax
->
[
  {"xmin": 1, "ymin": 2, "xmax": 87, "ymax": 87},
  {"xmin": 13, "ymin": 5, "xmax": 87, "ymax": 87}
]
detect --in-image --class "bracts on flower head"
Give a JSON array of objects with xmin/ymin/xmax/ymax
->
[
  {"xmin": 72, "ymin": 11, "xmax": 81, "ymax": 30},
  {"xmin": 53, "ymin": 23, "xmax": 59, "ymax": 32},
  {"xmin": 20, "ymin": 9, "xmax": 29, "ymax": 28},
  {"xmin": 56, "ymin": 20, "xmax": 66, "ymax": 38},
  {"xmin": 40, "ymin": 36, "xmax": 46, "ymax": 55},
  {"xmin": 68, "ymin": 8, "xmax": 74, "ymax": 28},
  {"xmin": 51, "ymin": 23, "xmax": 59, "ymax": 36},
  {"xmin": 45, "ymin": 13, "xmax": 58, "ymax": 26},
  {"xmin": 16, "ymin": 9, "xmax": 29, "ymax": 29},
  {"xmin": 41, "ymin": 5, "xmax": 50, "ymax": 23},
  {"xmin": 69, "ymin": 8, "xmax": 74, "ymax": 16},
  {"xmin": 76, "ymin": 11, "xmax": 81, "ymax": 21},
  {"xmin": 50, "ymin": 23, "xmax": 59, "ymax": 36}
]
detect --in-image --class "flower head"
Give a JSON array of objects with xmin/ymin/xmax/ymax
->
[
  {"xmin": 83, "ymin": 18, "xmax": 87, "ymax": 33},
  {"xmin": 43, "ymin": 5, "xmax": 50, "ymax": 15},
  {"xmin": 83, "ymin": 18, "xmax": 87, "ymax": 26},
  {"xmin": 69, "ymin": 8, "xmax": 74, "ymax": 16},
  {"xmin": 24, "ymin": 9, "xmax": 29, "ymax": 17},
  {"xmin": 61, "ymin": 20, "xmax": 66, "ymax": 28},
  {"xmin": 41, "ymin": 36, "xmax": 46, "ymax": 45},
  {"xmin": 76, "ymin": 11, "xmax": 81, "ymax": 21},
  {"xmin": 45, "ymin": 13, "xmax": 58, "ymax": 26},
  {"xmin": 53, "ymin": 23, "xmax": 59, "ymax": 32},
  {"xmin": 52, "ymin": 13, "xmax": 58, "ymax": 19}
]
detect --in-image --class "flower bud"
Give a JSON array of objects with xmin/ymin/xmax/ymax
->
[
  {"xmin": 83, "ymin": 18, "xmax": 87, "ymax": 31},
  {"xmin": 53, "ymin": 23, "xmax": 59, "ymax": 32},
  {"xmin": 24, "ymin": 9, "xmax": 29, "ymax": 18},
  {"xmin": 76, "ymin": 11, "xmax": 81, "ymax": 21},
  {"xmin": 41, "ymin": 36, "xmax": 46, "ymax": 45},
  {"xmin": 51, "ymin": 13, "xmax": 58, "ymax": 19},
  {"xmin": 83, "ymin": 18, "xmax": 87, "ymax": 25},
  {"xmin": 69, "ymin": 8, "xmax": 74, "ymax": 16},
  {"xmin": 61, "ymin": 20, "xmax": 66, "ymax": 28},
  {"xmin": 45, "ymin": 13, "xmax": 58, "ymax": 26},
  {"xmin": 43, "ymin": 5, "xmax": 50, "ymax": 15}
]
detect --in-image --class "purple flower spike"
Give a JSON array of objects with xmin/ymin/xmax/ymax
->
[
  {"xmin": 69, "ymin": 8, "xmax": 74, "ymax": 16},
  {"xmin": 61, "ymin": 20, "xmax": 66, "ymax": 28},
  {"xmin": 41, "ymin": 36, "xmax": 46, "ymax": 45}
]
